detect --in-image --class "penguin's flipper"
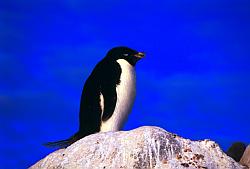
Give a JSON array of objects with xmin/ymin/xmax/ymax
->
[
  {"xmin": 100, "ymin": 61, "xmax": 121, "ymax": 121},
  {"xmin": 101, "ymin": 85, "xmax": 117, "ymax": 121}
]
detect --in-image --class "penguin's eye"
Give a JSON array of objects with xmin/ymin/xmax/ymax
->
[{"xmin": 123, "ymin": 53, "xmax": 129, "ymax": 56}]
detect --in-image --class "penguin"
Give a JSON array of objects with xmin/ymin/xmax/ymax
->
[{"xmin": 45, "ymin": 46, "xmax": 144, "ymax": 148}]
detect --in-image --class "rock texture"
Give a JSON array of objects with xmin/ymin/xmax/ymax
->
[
  {"xmin": 30, "ymin": 126, "xmax": 245, "ymax": 169},
  {"xmin": 240, "ymin": 145, "xmax": 250, "ymax": 168},
  {"xmin": 227, "ymin": 142, "xmax": 246, "ymax": 162}
]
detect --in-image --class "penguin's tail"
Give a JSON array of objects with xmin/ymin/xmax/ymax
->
[{"xmin": 43, "ymin": 134, "xmax": 79, "ymax": 148}]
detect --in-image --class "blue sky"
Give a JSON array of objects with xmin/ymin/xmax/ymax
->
[{"xmin": 1, "ymin": 0, "xmax": 250, "ymax": 168}]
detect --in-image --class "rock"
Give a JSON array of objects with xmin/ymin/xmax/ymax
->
[
  {"xmin": 240, "ymin": 145, "xmax": 250, "ymax": 168},
  {"xmin": 30, "ymin": 126, "xmax": 245, "ymax": 169},
  {"xmin": 227, "ymin": 142, "xmax": 246, "ymax": 162}
]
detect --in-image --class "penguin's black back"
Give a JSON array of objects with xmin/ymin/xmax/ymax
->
[{"xmin": 44, "ymin": 59, "xmax": 121, "ymax": 148}]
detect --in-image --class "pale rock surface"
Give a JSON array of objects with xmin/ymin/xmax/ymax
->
[
  {"xmin": 30, "ymin": 126, "xmax": 245, "ymax": 169},
  {"xmin": 240, "ymin": 145, "xmax": 250, "ymax": 168}
]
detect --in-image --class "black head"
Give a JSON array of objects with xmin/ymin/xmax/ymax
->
[{"xmin": 105, "ymin": 46, "xmax": 145, "ymax": 66}]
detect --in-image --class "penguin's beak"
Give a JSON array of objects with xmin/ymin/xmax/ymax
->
[{"xmin": 134, "ymin": 52, "xmax": 145, "ymax": 59}]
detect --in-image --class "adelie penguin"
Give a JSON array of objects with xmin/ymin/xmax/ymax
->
[{"xmin": 45, "ymin": 46, "xmax": 145, "ymax": 148}]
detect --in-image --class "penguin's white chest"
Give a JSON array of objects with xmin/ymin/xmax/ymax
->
[{"xmin": 100, "ymin": 59, "xmax": 136, "ymax": 132}]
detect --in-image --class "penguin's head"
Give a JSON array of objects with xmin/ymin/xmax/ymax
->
[{"xmin": 105, "ymin": 46, "xmax": 145, "ymax": 66}]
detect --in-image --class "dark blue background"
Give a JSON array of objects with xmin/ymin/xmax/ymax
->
[{"xmin": 1, "ymin": 0, "xmax": 250, "ymax": 168}]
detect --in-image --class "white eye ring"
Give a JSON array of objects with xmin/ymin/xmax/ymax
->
[{"xmin": 123, "ymin": 53, "xmax": 129, "ymax": 56}]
